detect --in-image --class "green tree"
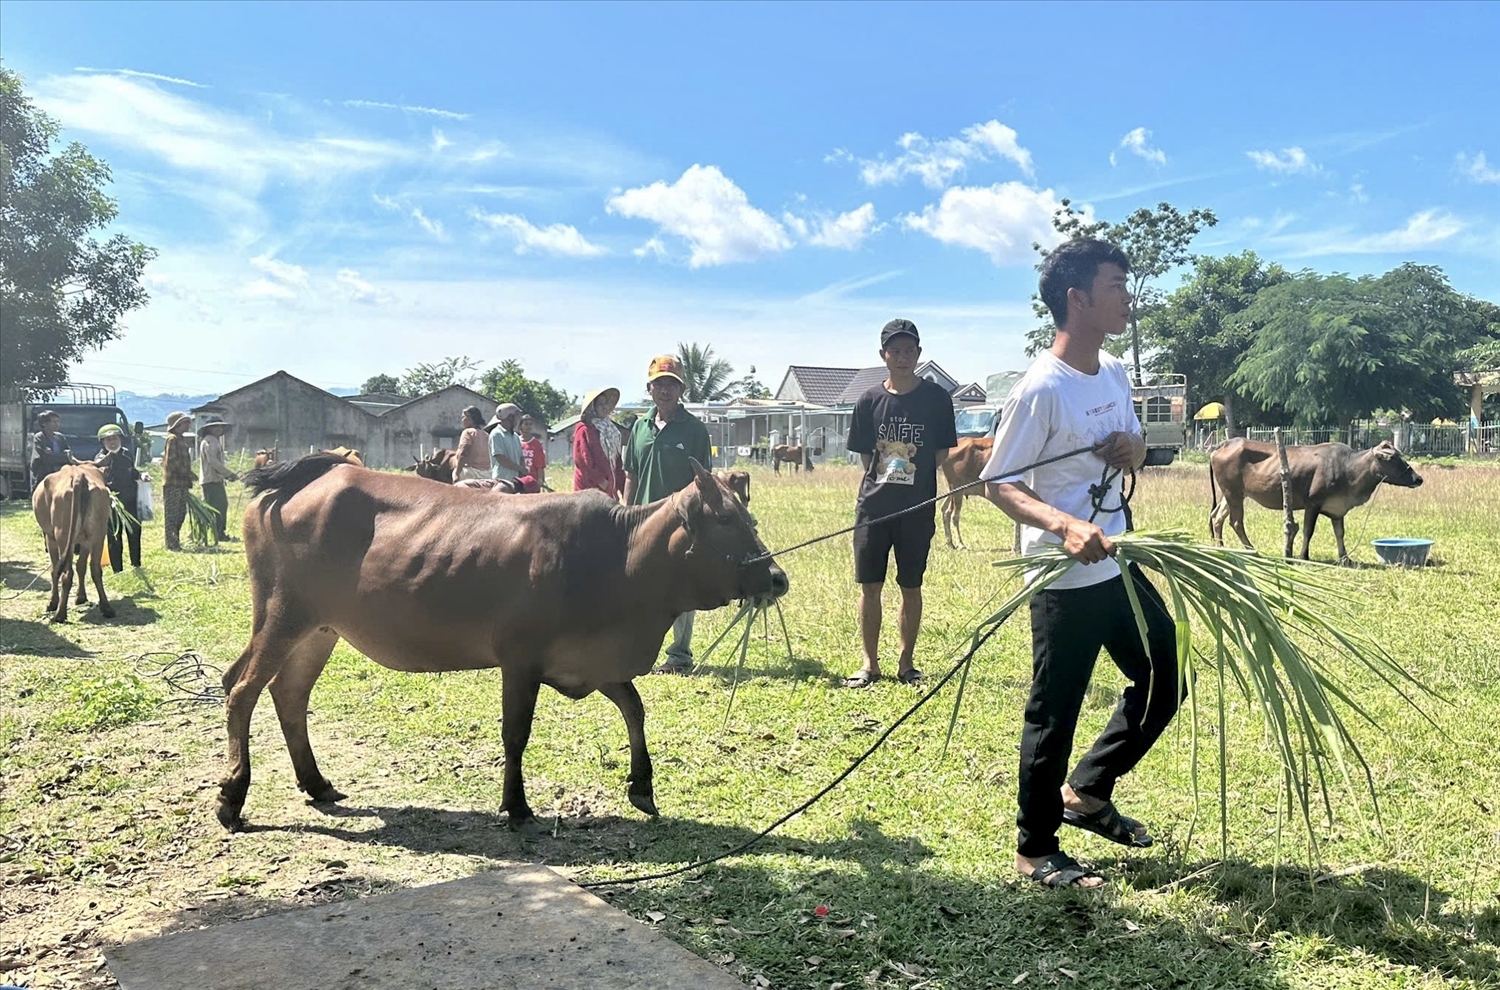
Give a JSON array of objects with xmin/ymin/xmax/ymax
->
[
  {"xmin": 479, "ymin": 359, "xmax": 573, "ymax": 423},
  {"xmin": 1027, "ymin": 200, "xmax": 1218, "ymax": 380},
  {"xmin": 399, "ymin": 356, "xmax": 481, "ymax": 396},
  {"xmin": 1142, "ymin": 251, "xmax": 1290, "ymax": 432},
  {"xmin": 359, "ymin": 373, "xmax": 405, "ymax": 395},
  {"xmin": 1229, "ymin": 264, "xmax": 1493, "ymax": 426},
  {"xmin": 675, "ymin": 342, "xmax": 735, "ymax": 402},
  {"xmin": 1, "ymin": 67, "xmax": 156, "ymax": 396},
  {"xmin": 724, "ymin": 364, "xmax": 771, "ymax": 400}
]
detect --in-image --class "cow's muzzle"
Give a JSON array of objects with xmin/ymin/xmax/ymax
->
[{"xmin": 747, "ymin": 563, "xmax": 790, "ymax": 605}]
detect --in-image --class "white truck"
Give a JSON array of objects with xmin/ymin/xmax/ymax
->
[{"xmin": 1131, "ymin": 373, "xmax": 1188, "ymax": 465}]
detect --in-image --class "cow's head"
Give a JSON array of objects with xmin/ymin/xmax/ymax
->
[
  {"xmin": 412, "ymin": 450, "xmax": 455, "ymax": 484},
  {"xmin": 673, "ymin": 459, "xmax": 789, "ymax": 608},
  {"xmin": 1372, "ymin": 441, "xmax": 1423, "ymax": 488}
]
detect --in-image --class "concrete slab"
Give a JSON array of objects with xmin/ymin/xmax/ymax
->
[{"xmin": 106, "ymin": 865, "xmax": 747, "ymax": 990}]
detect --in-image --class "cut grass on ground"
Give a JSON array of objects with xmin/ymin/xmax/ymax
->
[{"xmin": 2, "ymin": 459, "xmax": 1498, "ymax": 989}]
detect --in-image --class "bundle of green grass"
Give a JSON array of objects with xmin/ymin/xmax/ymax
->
[{"xmin": 951, "ymin": 530, "xmax": 1438, "ymax": 854}]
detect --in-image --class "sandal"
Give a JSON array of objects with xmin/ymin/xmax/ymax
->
[
  {"xmin": 897, "ymin": 667, "xmax": 924, "ymax": 685},
  {"xmin": 842, "ymin": 670, "xmax": 880, "ymax": 689},
  {"xmin": 1026, "ymin": 852, "xmax": 1103, "ymax": 889},
  {"xmin": 1062, "ymin": 801, "xmax": 1154, "ymax": 848}
]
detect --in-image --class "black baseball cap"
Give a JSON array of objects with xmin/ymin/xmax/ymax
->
[{"xmin": 880, "ymin": 318, "xmax": 920, "ymax": 348}]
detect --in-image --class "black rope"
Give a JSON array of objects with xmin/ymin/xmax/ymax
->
[
  {"xmin": 743, "ymin": 444, "xmax": 1099, "ymax": 564},
  {"xmin": 579, "ymin": 610, "xmax": 1014, "ymax": 890},
  {"xmin": 130, "ymin": 650, "xmax": 226, "ymax": 706}
]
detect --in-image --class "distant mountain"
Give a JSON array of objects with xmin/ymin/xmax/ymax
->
[{"xmin": 116, "ymin": 391, "xmax": 219, "ymax": 427}]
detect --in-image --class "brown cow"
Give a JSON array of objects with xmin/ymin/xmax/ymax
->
[
  {"xmin": 410, "ymin": 448, "xmax": 458, "ymax": 484},
  {"xmin": 771, "ymin": 445, "xmax": 813, "ymax": 474},
  {"xmin": 216, "ymin": 453, "xmax": 788, "ymax": 830},
  {"xmin": 715, "ymin": 469, "xmax": 751, "ymax": 506},
  {"xmin": 32, "ymin": 464, "xmax": 114, "ymax": 623},
  {"xmin": 1209, "ymin": 438, "xmax": 1424, "ymax": 562},
  {"xmin": 939, "ymin": 437, "xmax": 993, "ymax": 550},
  {"xmin": 252, "ymin": 448, "xmax": 279, "ymax": 470}
]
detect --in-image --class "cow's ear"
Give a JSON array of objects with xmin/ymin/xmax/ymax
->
[
  {"xmin": 1373, "ymin": 442, "xmax": 1395, "ymax": 460},
  {"xmin": 690, "ymin": 459, "xmax": 724, "ymax": 508}
]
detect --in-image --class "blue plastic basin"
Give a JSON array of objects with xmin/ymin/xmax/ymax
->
[{"xmin": 1371, "ymin": 538, "xmax": 1433, "ymax": 567}]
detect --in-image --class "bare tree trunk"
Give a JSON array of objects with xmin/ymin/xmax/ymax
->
[
  {"xmin": 1223, "ymin": 392, "xmax": 1237, "ymax": 437},
  {"xmin": 1275, "ymin": 427, "xmax": 1296, "ymax": 559}
]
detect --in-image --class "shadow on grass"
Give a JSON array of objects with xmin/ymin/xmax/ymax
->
[
  {"xmin": 1, "ymin": 557, "xmax": 48, "ymax": 593},
  {"xmin": 0, "ymin": 617, "xmax": 97, "ymax": 657},
  {"xmin": 1120, "ymin": 855, "xmax": 1499, "ymax": 979},
  {"xmin": 80, "ymin": 597, "xmax": 161, "ymax": 627}
]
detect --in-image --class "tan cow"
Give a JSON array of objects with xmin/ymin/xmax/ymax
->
[
  {"xmin": 938, "ymin": 437, "xmax": 993, "ymax": 550},
  {"xmin": 1209, "ymin": 438, "xmax": 1424, "ymax": 562},
  {"xmin": 714, "ymin": 469, "xmax": 751, "ymax": 506},
  {"xmin": 771, "ymin": 445, "xmax": 812, "ymax": 474},
  {"xmin": 32, "ymin": 464, "xmax": 115, "ymax": 623},
  {"xmin": 217, "ymin": 453, "xmax": 788, "ymax": 831}
]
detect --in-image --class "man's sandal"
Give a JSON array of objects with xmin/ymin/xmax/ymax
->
[
  {"xmin": 842, "ymin": 670, "xmax": 880, "ymax": 689},
  {"xmin": 1026, "ymin": 852, "xmax": 1104, "ymax": 889},
  {"xmin": 1062, "ymin": 801, "xmax": 1154, "ymax": 848}
]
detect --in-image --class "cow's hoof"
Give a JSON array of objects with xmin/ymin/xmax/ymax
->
[
  {"xmin": 502, "ymin": 805, "xmax": 536, "ymax": 828},
  {"xmin": 100, "ymin": 605, "xmax": 116, "ymax": 619},
  {"xmin": 304, "ymin": 780, "xmax": 346, "ymax": 803},
  {"xmin": 216, "ymin": 803, "xmax": 245, "ymax": 832},
  {"xmin": 629, "ymin": 793, "xmax": 660, "ymax": 819},
  {"xmin": 46, "ymin": 613, "xmax": 67, "ymax": 625}
]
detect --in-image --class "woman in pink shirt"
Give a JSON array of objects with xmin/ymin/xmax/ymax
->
[
  {"xmin": 573, "ymin": 387, "xmax": 622, "ymax": 499},
  {"xmin": 451, "ymin": 406, "xmax": 492, "ymax": 483}
]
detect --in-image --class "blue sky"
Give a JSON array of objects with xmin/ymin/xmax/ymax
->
[{"xmin": 4, "ymin": 1, "xmax": 1498, "ymax": 399}]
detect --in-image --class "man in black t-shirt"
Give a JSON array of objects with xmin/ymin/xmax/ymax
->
[{"xmin": 844, "ymin": 319, "xmax": 958, "ymax": 688}]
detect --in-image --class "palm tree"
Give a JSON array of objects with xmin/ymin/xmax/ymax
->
[{"xmin": 675, "ymin": 342, "xmax": 735, "ymax": 402}]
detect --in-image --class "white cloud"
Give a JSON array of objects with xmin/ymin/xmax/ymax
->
[
  {"xmin": 249, "ymin": 253, "xmax": 309, "ymax": 288},
  {"xmin": 74, "ymin": 66, "xmax": 207, "ymax": 88},
  {"xmin": 1268, "ymin": 209, "xmax": 1465, "ymax": 257},
  {"xmin": 239, "ymin": 279, "xmax": 299, "ymax": 300},
  {"xmin": 335, "ymin": 268, "xmax": 391, "ymax": 305},
  {"xmin": 854, "ymin": 120, "xmax": 1035, "ymax": 189},
  {"xmin": 633, "ymin": 237, "xmax": 668, "ymax": 260},
  {"xmin": 1110, "ymin": 127, "xmax": 1166, "ymax": 167},
  {"xmin": 410, "ymin": 206, "xmax": 446, "ymax": 239},
  {"xmin": 430, "ymin": 128, "xmax": 452, "ymax": 153},
  {"xmin": 606, "ymin": 164, "xmax": 792, "ymax": 267},
  {"xmin": 807, "ymin": 203, "xmax": 881, "ymax": 250},
  {"xmin": 471, "ymin": 210, "xmax": 607, "ymax": 257},
  {"xmin": 34, "ymin": 73, "xmax": 412, "ymax": 192},
  {"xmin": 1246, "ymin": 147, "xmax": 1319, "ymax": 174},
  {"xmin": 1349, "ymin": 183, "xmax": 1368, "ymax": 204},
  {"xmin": 899, "ymin": 183, "xmax": 1068, "ymax": 265},
  {"xmin": 343, "ymin": 98, "xmax": 469, "ymax": 120},
  {"xmin": 1456, "ymin": 151, "xmax": 1500, "ymax": 184},
  {"xmin": 373, "ymin": 194, "xmax": 403, "ymax": 212}
]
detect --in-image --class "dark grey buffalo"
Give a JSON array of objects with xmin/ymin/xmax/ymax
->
[{"xmin": 1209, "ymin": 438, "xmax": 1423, "ymax": 561}]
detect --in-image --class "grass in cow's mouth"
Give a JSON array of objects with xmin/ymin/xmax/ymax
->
[{"xmin": 1, "ymin": 456, "xmax": 1498, "ymax": 989}]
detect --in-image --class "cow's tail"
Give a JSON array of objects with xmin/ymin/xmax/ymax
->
[
  {"xmin": 243, "ymin": 452, "xmax": 351, "ymax": 499},
  {"xmin": 1207, "ymin": 452, "xmax": 1219, "ymax": 537},
  {"xmin": 66, "ymin": 470, "xmax": 89, "ymax": 559}
]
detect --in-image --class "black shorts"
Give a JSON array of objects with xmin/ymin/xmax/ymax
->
[{"xmin": 853, "ymin": 508, "xmax": 936, "ymax": 588}]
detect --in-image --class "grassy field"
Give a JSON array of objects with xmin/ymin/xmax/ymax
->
[{"xmin": 2, "ymin": 458, "xmax": 1499, "ymax": 989}]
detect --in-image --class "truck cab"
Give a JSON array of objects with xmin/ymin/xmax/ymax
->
[{"xmin": 0, "ymin": 383, "xmax": 133, "ymax": 498}]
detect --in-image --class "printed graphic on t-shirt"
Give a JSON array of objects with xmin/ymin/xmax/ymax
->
[
  {"xmin": 874, "ymin": 438, "xmax": 917, "ymax": 485},
  {"xmin": 1066, "ymin": 398, "xmax": 1134, "ymax": 449},
  {"xmin": 872, "ymin": 420, "xmax": 925, "ymax": 486}
]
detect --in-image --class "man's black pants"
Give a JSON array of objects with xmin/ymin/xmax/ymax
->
[
  {"xmin": 1017, "ymin": 563, "xmax": 1181, "ymax": 858},
  {"xmin": 202, "ymin": 481, "xmax": 230, "ymax": 539},
  {"xmin": 107, "ymin": 497, "xmax": 142, "ymax": 571}
]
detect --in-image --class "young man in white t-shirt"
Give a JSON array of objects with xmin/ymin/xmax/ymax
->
[{"xmin": 983, "ymin": 238, "xmax": 1181, "ymax": 889}]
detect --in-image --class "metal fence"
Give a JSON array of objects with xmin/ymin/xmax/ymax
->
[{"xmin": 1241, "ymin": 420, "xmax": 1499, "ymax": 457}]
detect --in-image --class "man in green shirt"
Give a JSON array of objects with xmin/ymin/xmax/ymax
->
[{"xmin": 624, "ymin": 353, "xmax": 713, "ymax": 673}]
